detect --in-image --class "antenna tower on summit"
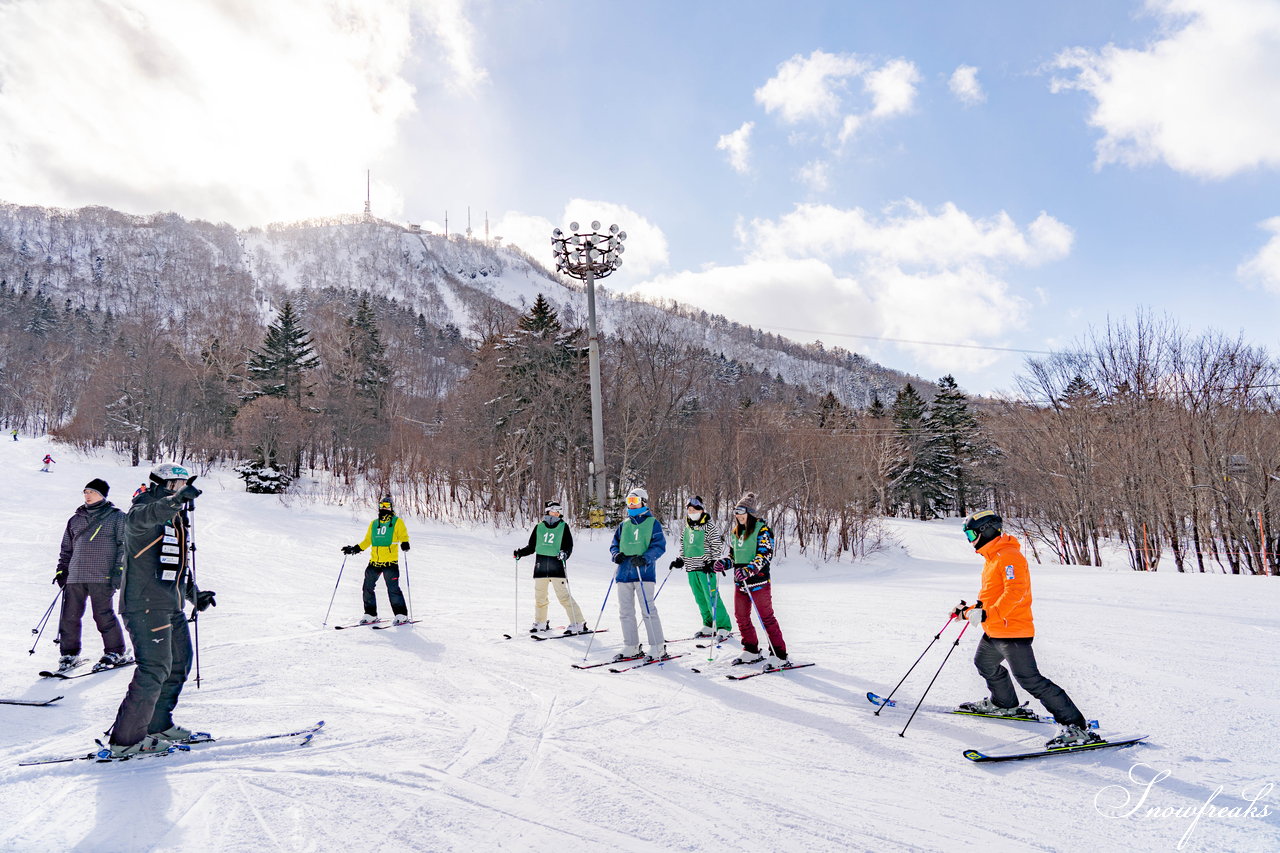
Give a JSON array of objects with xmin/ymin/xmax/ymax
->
[{"xmin": 363, "ymin": 170, "xmax": 372, "ymax": 219}]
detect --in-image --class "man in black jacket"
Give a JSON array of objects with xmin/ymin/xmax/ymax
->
[
  {"xmin": 52, "ymin": 479, "xmax": 131, "ymax": 674},
  {"xmin": 105, "ymin": 462, "xmax": 216, "ymax": 758}
]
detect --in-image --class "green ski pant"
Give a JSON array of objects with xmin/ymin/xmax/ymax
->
[{"xmin": 687, "ymin": 571, "xmax": 731, "ymax": 629}]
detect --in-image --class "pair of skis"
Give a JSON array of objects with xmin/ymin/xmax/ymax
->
[
  {"xmin": 19, "ymin": 720, "xmax": 325, "ymax": 766},
  {"xmin": 1, "ymin": 696, "xmax": 63, "ymax": 707},
  {"xmin": 38, "ymin": 661, "xmax": 135, "ymax": 680},
  {"xmin": 865, "ymin": 692, "xmax": 1148, "ymax": 762},
  {"xmin": 503, "ymin": 626, "xmax": 607, "ymax": 641},
  {"xmin": 333, "ymin": 619, "xmax": 420, "ymax": 630},
  {"xmin": 570, "ymin": 652, "xmax": 685, "ymax": 671}
]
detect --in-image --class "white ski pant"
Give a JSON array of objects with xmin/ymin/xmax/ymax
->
[
  {"xmin": 534, "ymin": 577, "xmax": 584, "ymax": 624},
  {"xmin": 616, "ymin": 581, "xmax": 664, "ymax": 654}
]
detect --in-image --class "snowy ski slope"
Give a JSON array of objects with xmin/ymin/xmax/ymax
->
[{"xmin": 0, "ymin": 438, "xmax": 1276, "ymax": 852}]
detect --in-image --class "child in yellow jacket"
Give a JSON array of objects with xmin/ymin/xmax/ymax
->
[{"xmin": 342, "ymin": 496, "xmax": 411, "ymax": 624}]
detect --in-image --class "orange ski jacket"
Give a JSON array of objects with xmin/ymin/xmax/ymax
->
[{"xmin": 975, "ymin": 533, "xmax": 1035, "ymax": 638}]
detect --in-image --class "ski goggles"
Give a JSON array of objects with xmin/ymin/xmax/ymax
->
[
  {"xmin": 546, "ymin": 507, "xmax": 562, "ymax": 516},
  {"xmin": 687, "ymin": 496, "xmax": 704, "ymax": 510},
  {"xmin": 379, "ymin": 501, "xmax": 392, "ymax": 510},
  {"xmin": 964, "ymin": 528, "xmax": 979, "ymax": 543},
  {"xmin": 733, "ymin": 506, "xmax": 749, "ymax": 515},
  {"xmin": 625, "ymin": 495, "xmax": 645, "ymax": 509}
]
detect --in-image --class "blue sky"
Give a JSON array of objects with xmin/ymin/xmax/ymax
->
[{"xmin": 2, "ymin": 0, "xmax": 1278, "ymax": 395}]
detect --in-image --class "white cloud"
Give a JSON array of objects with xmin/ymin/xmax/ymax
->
[
  {"xmin": 1051, "ymin": 0, "xmax": 1280, "ymax": 178},
  {"xmin": 0, "ymin": 0, "xmax": 484, "ymax": 225},
  {"xmin": 949, "ymin": 64, "xmax": 986, "ymax": 105},
  {"xmin": 739, "ymin": 201, "xmax": 1073, "ymax": 269},
  {"xmin": 716, "ymin": 121, "xmax": 755, "ymax": 173},
  {"xmin": 631, "ymin": 200, "xmax": 1071, "ymax": 372},
  {"xmin": 755, "ymin": 50, "xmax": 868, "ymax": 124},
  {"xmin": 1238, "ymin": 216, "xmax": 1280, "ymax": 294},
  {"xmin": 797, "ymin": 160, "xmax": 830, "ymax": 192},
  {"xmin": 496, "ymin": 200, "xmax": 670, "ymax": 279},
  {"xmin": 865, "ymin": 58, "xmax": 921, "ymax": 117}
]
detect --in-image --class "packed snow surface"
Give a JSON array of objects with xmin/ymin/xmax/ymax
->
[{"xmin": 0, "ymin": 438, "xmax": 1276, "ymax": 852}]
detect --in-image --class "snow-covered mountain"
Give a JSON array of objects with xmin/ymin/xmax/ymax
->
[{"xmin": 0, "ymin": 202, "xmax": 928, "ymax": 406}]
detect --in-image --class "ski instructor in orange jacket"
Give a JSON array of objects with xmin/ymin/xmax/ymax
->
[{"xmin": 952, "ymin": 510, "xmax": 1098, "ymax": 748}]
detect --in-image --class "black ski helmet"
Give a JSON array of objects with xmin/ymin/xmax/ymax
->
[
  {"xmin": 963, "ymin": 510, "xmax": 1002, "ymax": 550},
  {"xmin": 378, "ymin": 495, "xmax": 394, "ymax": 513}
]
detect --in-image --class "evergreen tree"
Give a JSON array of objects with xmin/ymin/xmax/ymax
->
[
  {"xmin": 925, "ymin": 375, "xmax": 990, "ymax": 516},
  {"xmin": 343, "ymin": 296, "xmax": 391, "ymax": 414},
  {"xmin": 816, "ymin": 391, "xmax": 852, "ymax": 429},
  {"xmin": 867, "ymin": 393, "xmax": 887, "ymax": 419},
  {"xmin": 245, "ymin": 301, "xmax": 320, "ymax": 407},
  {"xmin": 888, "ymin": 383, "xmax": 944, "ymax": 518}
]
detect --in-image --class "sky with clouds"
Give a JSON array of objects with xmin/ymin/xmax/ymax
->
[{"xmin": 2, "ymin": 0, "xmax": 1279, "ymax": 396}]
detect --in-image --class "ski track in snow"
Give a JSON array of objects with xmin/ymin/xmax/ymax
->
[{"xmin": 0, "ymin": 438, "xmax": 1277, "ymax": 852}]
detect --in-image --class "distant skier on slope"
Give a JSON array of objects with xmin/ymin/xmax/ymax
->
[
  {"xmin": 513, "ymin": 499, "xmax": 587, "ymax": 635},
  {"xmin": 341, "ymin": 495, "xmax": 411, "ymax": 625},
  {"xmin": 727, "ymin": 492, "xmax": 793, "ymax": 669},
  {"xmin": 51, "ymin": 479, "xmax": 132, "ymax": 675},
  {"xmin": 607, "ymin": 487, "xmax": 668, "ymax": 662},
  {"xmin": 41, "ymin": 453, "xmax": 54, "ymax": 472},
  {"xmin": 105, "ymin": 463, "xmax": 216, "ymax": 758},
  {"xmin": 671, "ymin": 495, "xmax": 731, "ymax": 640},
  {"xmin": 953, "ymin": 510, "xmax": 1100, "ymax": 748}
]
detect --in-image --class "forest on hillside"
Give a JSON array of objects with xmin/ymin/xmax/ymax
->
[{"xmin": 0, "ymin": 204, "xmax": 1276, "ymax": 576}]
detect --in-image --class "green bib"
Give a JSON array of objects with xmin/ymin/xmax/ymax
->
[
  {"xmin": 619, "ymin": 516, "xmax": 656, "ymax": 556},
  {"xmin": 371, "ymin": 516, "xmax": 398, "ymax": 547},
  {"xmin": 682, "ymin": 523, "xmax": 707, "ymax": 559},
  {"xmin": 534, "ymin": 521, "xmax": 566, "ymax": 556},
  {"xmin": 731, "ymin": 520, "xmax": 761, "ymax": 564}
]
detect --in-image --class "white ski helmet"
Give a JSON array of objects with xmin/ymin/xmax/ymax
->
[
  {"xmin": 626, "ymin": 486, "xmax": 648, "ymax": 505},
  {"xmin": 149, "ymin": 462, "xmax": 192, "ymax": 486}
]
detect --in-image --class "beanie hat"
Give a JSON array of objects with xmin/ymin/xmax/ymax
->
[
  {"xmin": 735, "ymin": 491, "xmax": 759, "ymax": 514},
  {"xmin": 687, "ymin": 495, "xmax": 705, "ymax": 510},
  {"xmin": 85, "ymin": 478, "xmax": 110, "ymax": 497},
  {"xmin": 544, "ymin": 499, "xmax": 563, "ymax": 513}
]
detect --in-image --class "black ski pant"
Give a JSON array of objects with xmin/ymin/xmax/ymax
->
[
  {"xmin": 110, "ymin": 608, "xmax": 192, "ymax": 746},
  {"xmin": 974, "ymin": 634, "xmax": 1087, "ymax": 728},
  {"xmin": 57, "ymin": 582, "xmax": 126, "ymax": 657},
  {"xmin": 362, "ymin": 563, "xmax": 407, "ymax": 617}
]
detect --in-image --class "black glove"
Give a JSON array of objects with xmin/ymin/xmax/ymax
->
[
  {"xmin": 53, "ymin": 571, "xmax": 66, "ymax": 588},
  {"xmin": 400, "ymin": 542, "xmax": 410, "ymax": 552},
  {"xmin": 341, "ymin": 544, "xmax": 361, "ymax": 555},
  {"xmin": 612, "ymin": 552, "xmax": 626, "ymax": 565},
  {"xmin": 630, "ymin": 556, "xmax": 645, "ymax": 568},
  {"xmin": 175, "ymin": 477, "xmax": 202, "ymax": 503},
  {"xmin": 195, "ymin": 590, "xmax": 217, "ymax": 612},
  {"xmin": 513, "ymin": 549, "xmax": 521, "ymax": 559},
  {"xmin": 671, "ymin": 558, "xmax": 684, "ymax": 570},
  {"xmin": 111, "ymin": 568, "xmax": 122, "ymax": 591},
  {"xmin": 558, "ymin": 550, "xmax": 567, "ymax": 563}
]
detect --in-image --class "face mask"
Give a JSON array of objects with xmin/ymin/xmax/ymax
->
[
  {"xmin": 543, "ymin": 514, "xmax": 558, "ymax": 525},
  {"xmin": 627, "ymin": 506, "xmax": 645, "ymax": 518},
  {"xmin": 687, "ymin": 509, "xmax": 701, "ymax": 520}
]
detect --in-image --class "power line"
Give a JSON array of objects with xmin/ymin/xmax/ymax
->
[{"xmin": 746, "ymin": 323, "xmax": 1058, "ymax": 356}]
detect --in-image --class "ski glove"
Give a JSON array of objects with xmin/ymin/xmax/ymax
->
[
  {"xmin": 341, "ymin": 545, "xmax": 361, "ymax": 555},
  {"xmin": 966, "ymin": 605, "xmax": 986, "ymax": 624},
  {"xmin": 949, "ymin": 600, "xmax": 969, "ymax": 619},
  {"xmin": 612, "ymin": 553, "xmax": 627, "ymax": 565},
  {"xmin": 629, "ymin": 556, "xmax": 646, "ymax": 568},
  {"xmin": 53, "ymin": 570, "xmax": 66, "ymax": 588},
  {"xmin": 558, "ymin": 551, "xmax": 567, "ymax": 563},
  {"xmin": 400, "ymin": 542, "xmax": 410, "ymax": 552},
  {"xmin": 670, "ymin": 558, "xmax": 685, "ymax": 570},
  {"xmin": 512, "ymin": 549, "xmax": 521, "ymax": 559},
  {"xmin": 195, "ymin": 590, "xmax": 217, "ymax": 612},
  {"xmin": 174, "ymin": 477, "xmax": 202, "ymax": 503},
  {"xmin": 111, "ymin": 568, "xmax": 123, "ymax": 591},
  {"xmin": 712, "ymin": 557, "xmax": 731, "ymax": 574},
  {"xmin": 733, "ymin": 566, "xmax": 748, "ymax": 585}
]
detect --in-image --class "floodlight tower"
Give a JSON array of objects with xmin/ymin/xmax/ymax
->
[{"xmin": 551, "ymin": 221, "xmax": 627, "ymax": 516}]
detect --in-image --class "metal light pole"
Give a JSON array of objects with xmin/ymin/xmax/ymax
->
[{"xmin": 551, "ymin": 221, "xmax": 627, "ymax": 524}]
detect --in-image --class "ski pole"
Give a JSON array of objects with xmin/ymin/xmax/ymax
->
[
  {"xmin": 580, "ymin": 575, "xmax": 616, "ymax": 662},
  {"xmin": 402, "ymin": 552, "xmax": 413, "ymax": 621},
  {"xmin": 513, "ymin": 556, "xmax": 521, "ymax": 639},
  {"xmin": 29, "ymin": 588, "xmax": 63, "ymax": 655},
  {"xmin": 653, "ymin": 564, "xmax": 674, "ymax": 600},
  {"xmin": 899, "ymin": 621, "xmax": 971, "ymax": 738},
  {"xmin": 637, "ymin": 568, "xmax": 664, "ymax": 661},
  {"xmin": 187, "ymin": 499, "xmax": 202, "ymax": 689},
  {"xmin": 874, "ymin": 608, "xmax": 962, "ymax": 717},
  {"xmin": 706, "ymin": 571, "xmax": 720, "ymax": 663},
  {"xmin": 323, "ymin": 554, "xmax": 348, "ymax": 627}
]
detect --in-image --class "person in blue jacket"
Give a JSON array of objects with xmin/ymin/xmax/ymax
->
[{"xmin": 608, "ymin": 487, "xmax": 668, "ymax": 662}]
